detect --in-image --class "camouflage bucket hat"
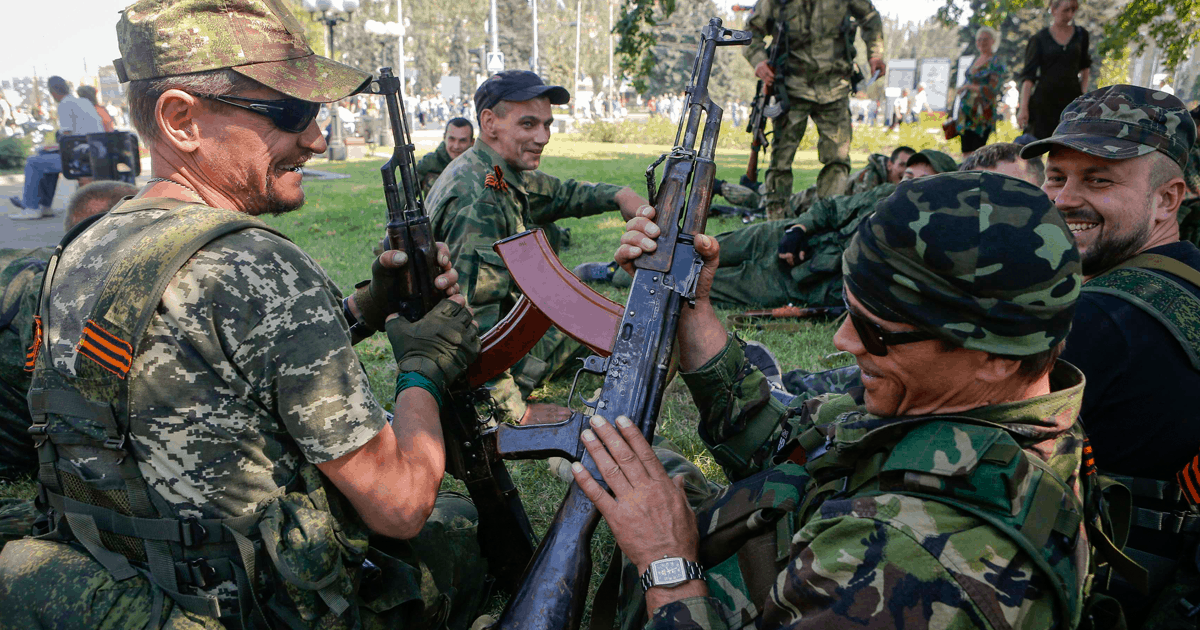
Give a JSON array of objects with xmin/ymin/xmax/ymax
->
[
  {"xmin": 904, "ymin": 149, "xmax": 958, "ymax": 174},
  {"xmin": 843, "ymin": 172, "xmax": 1081, "ymax": 356},
  {"xmin": 1021, "ymin": 84, "xmax": 1196, "ymax": 169},
  {"xmin": 114, "ymin": 0, "xmax": 371, "ymax": 103}
]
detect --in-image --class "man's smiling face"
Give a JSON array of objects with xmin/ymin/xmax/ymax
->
[
  {"xmin": 1043, "ymin": 146, "xmax": 1155, "ymax": 275},
  {"xmin": 483, "ymin": 97, "xmax": 553, "ymax": 172}
]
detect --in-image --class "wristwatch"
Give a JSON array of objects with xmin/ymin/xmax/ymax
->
[{"xmin": 640, "ymin": 556, "xmax": 704, "ymax": 591}]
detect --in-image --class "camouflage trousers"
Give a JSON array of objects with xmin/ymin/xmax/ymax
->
[
  {"xmin": 766, "ymin": 96, "xmax": 851, "ymax": 218},
  {"xmin": 0, "ymin": 493, "xmax": 488, "ymax": 630},
  {"xmin": 716, "ymin": 182, "xmax": 819, "ymax": 219}
]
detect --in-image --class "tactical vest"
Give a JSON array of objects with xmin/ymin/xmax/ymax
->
[
  {"xmin": 25, "ymin": 198, "xmax": 370, "ymax": 629},
  {"xmin": 1084, "ymin": 253, "xmax": 1200, "ymax": 624},
  {"xmin": 691, "ymin": 410, "xmax": 1143, "ymax": 630}
]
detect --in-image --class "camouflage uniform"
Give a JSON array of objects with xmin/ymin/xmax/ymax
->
[
  {"xmin": 0, "ymin": 247, "xmax": 52, "ymax": 482},
  {"xmin": 426, "ymin": 139, "xmax": 622, "ymax": 420},
  {"xmin": 717, "ymin": 152, "xmax": 892, "ymax": 216},
  {"xmin": 1179, "ymin": 107, "xmax": 1200, "ymax": 248},
  {"xmin": 416, "ymin": 141, "xmax": 453, "ymax": 197},
  {"xmin": 744, "ymin": 0, "xmax": 884, "ymax": 215},
  {"xmin": 613, "ymin": 173, "xmax": 1114, "ymax": 630}
]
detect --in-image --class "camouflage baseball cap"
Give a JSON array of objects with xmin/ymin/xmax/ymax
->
[
  {"xmin": 114, "ymin": 0, "xmax": 371, "ymax": 103},
  {"xmin": 904, "ymin": 149, "xmax": 958, "ymax": 174},
  {"xmin": 1185, "ymin": 106, "xmax": 1200, "ymax": 193},
  {"xmin": 843, "ymin": 172, "xmax": 1081, "ymax": 356},
  {"xmin": 1021, "ymin": 84, "xmax": 1196, "ymax": 169}
]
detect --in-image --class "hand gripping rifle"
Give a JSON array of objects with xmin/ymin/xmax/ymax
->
[
  {"xmin": 476, "ymin": 19, "xmax": 751, "ymax": 629},
  {"xmin": 743, "ymin": 2, "xmax": 789, "ymax": 188},
  {"xmin": 366, "ymin": 68, "xmax": 537, "ymax": 588}
]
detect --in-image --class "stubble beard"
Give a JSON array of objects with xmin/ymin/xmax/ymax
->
[{"xmin": 1078, "ymin": 202, "xmax": 1153, "ymax": 277}]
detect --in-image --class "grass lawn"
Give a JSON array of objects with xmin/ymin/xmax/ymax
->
[{"xmin": 255, "ymin": 137, "xmax": 856, "ymax": 618}]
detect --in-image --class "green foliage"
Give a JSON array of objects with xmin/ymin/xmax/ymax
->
[
  {"xmin": 0, "ymin": 137, "xmax": 30, "ymax": 171},
  {"xmin": 1095, "ymin": 46, "xmax": 1132, "ymax": 88},
  {"xmin": 574, "ymin": 116, "xmax": 754, "ymax": 150}
]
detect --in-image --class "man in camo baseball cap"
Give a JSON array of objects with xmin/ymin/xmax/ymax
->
[{"xmin": 114, "ymin": 0, "xmax": 371, "ymax": 102}]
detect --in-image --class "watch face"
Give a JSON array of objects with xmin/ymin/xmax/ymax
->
[{"xmin": 651, "ymin": 558, "xmax": 686, "ymax": 585}]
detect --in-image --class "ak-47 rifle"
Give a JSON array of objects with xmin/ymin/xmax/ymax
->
[
  {"xmin": 743, "ymin": 1, "xmax": 789, "ymax": 189},
  {"xmin": 365, "ymin": 68, "xmax": 537, "ymax": 588},
  {"xmin": 472, "ymin": 18, "xmax": 751, "ymax": 630},
  {"xmin": 727, "ymin": 304, "xmax": 847, "ymax": 331}
]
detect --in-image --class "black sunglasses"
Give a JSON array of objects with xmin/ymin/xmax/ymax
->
[
  {"xmin": 843, "ymin": 298, "xmax": 938, "ymax": 356},
  {"xmin": 194, "ymin": 94, "xmax": 321, "ymax": 133}
]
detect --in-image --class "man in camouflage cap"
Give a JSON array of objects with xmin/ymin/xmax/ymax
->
[
  {"xmin": 1020, "ymin": 84, "xmax": 1199, "ymax": 626},
  {"xmin": 598, "ymin": 149, "xmax": 956, "ymax": 312},
  {"xmin": 0, "ymin": 1, "xmax": 490, "ymax": 628},
  {"xmin": 573, "ymin": 172, "xmax": 1111, "ymax": 630},
  {"xmin": 426, "ymin": 70, "xmax": 651, "ymax": 424}
]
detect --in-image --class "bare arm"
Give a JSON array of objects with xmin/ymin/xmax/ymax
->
[
  {"xmin": 1017, "ymin": 80, "xmax": 1034, "ymax": 128},
  {"xmin": 318, "ymin": 388, "xmax": 445, "ymax": 539}
]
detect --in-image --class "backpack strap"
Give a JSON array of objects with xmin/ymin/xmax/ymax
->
[{"xmin": 1085, "ymin": 253, "xmax": 1200, "ymax": 370}]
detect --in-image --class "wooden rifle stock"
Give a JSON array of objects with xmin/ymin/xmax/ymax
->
[
  {"xmin": 483, "ymin": 19, "xmax": 751, "ymax": 630},
  {"xmin": 366, "ymin": 69, "xmax": 537, "ymax": 590}
]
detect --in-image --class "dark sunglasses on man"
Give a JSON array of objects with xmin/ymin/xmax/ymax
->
[
  {"xmin": 193, "ymin": 93, "xmax": 322, "ymax": 133},
  {"xmin": 843, "ymin": 298, "xmax": 938, "ymax": 356}
]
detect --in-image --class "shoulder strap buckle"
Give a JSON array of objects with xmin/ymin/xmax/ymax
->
[
  {"xmin": 103, "ymin": 433, "xmax": 126, "ymax": 453},
  {"xmin": 185, "ymin": 557, "xmax": 218, "ymax": 589},
  {"xmin": 180, "ymin": 516, "xmax": 208, "ymax": 548}
]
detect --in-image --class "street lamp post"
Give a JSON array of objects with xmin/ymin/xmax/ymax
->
[{"xmin": 302, "ymin": 0, "xmax": 359, "ymax": 160}]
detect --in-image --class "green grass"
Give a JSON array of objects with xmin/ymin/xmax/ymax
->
[{"xmin": 256, "ymin": 139, "xmax": 858, "ymax": 618}]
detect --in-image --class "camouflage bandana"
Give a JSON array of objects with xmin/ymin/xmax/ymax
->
[
  {"xmin": 115, "ymin": 0, "xmax": 370, "ymax": 103},
  {"xmin": 843, "ymin": 172, "xmax": 1081, "ymax": 356},
  {"xmin": 1021, "ymin": 84, "xmax": 1196, "ymax": 170},
  {"xmin": 1185, "ymin": 106, "xmax": 1200, "ymax": 194}
]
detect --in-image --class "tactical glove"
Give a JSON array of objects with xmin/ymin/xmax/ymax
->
[
  {"xmin": 386, "ymin": 299, "xmax": 480, "ymax": 392},
  {"xmin": 352, "ymin": 251, "xmax": 409, "ymax": 333},
  {"xmin": 776, "ymin": 224, "xmax": 810, "ymax": 266}
]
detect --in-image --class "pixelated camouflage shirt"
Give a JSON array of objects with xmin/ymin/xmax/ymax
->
[
  {"xmin": 744, "ymin": 0, "xmax": 885, "ymax": 104},
  {"xmin": 426, "ymin": 139, "xmax": 623, "ymax": 332},
  {"xmin": 416, "ymin": 141, "xmax": 454, "ymax": 197},
  {"xmin": 649, "ymin": 336, "xmax": 1087, "ymax": 630},
  {"xmin": 42, "ymin": 202, "xmax": 387, "ymax": 519},
  {"xmin": 0, "ymin": 247, "xmax": 53, "ymax": 480}
]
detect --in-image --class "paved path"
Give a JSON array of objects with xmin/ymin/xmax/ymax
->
[{"xmin": 0, "ymin": 179, "xmax": 83, "ymax": 249}]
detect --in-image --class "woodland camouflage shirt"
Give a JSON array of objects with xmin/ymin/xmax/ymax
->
[
  {"xmin": 416, "ymin": 141, "xmax": 454, "ymax": 197},
  {"xmin": 42, "ymin": 205, "xmax": 387, "ymax": 518},
  {"xmin": 650, "ymin": 336, "xmax": 1087, "ymax": 630},
  {"xmin": 743, "ymin": 0, "xmax": 884, "ymax": 104},
  {"xmin": 425, "ymin": 139, "xmax": 623, "ymax": 331}
]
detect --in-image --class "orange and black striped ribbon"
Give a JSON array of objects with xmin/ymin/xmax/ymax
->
[
  {"xmin": 1179, "ymin": 453, "xmax": 1200, "ymax": 508},
  {"xmin": 484, "ymin": 165, "xmax": 509, "ymax": 192},
  {"xmin": 77, "ymin": 319, "xmax": 133, "ymax": 379},
  {"xmin": 23, "ymin": 315, "xmax": 42, "ymax": 372},
  {"xmin": 1082, "ymin": 438, "xmax": 1097, "ymax": 477}
]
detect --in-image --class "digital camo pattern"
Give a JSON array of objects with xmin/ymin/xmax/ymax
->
[
  {"xmin": 417, "ymin": 141, "xmax": 453, "ymax": 197},
  {"xmin": 1021, "ymin": 84, "xmax": 1197, "ymax": 170},
  {"xmin": 0, "ymin": 247, "xmax": 52, "ymax": 481},
  {"xmin": 425, "ymin": 140, "xmax": 621, "ymax": 418},
  {"xmin": 0, "ymin": 499, "xmax": 36, "ymax": 554},
  {"xmin": 716, "ymin": 152, "xmax": 891, "ymax": 214},
  {"xmin": 116, "ymin": 0, "xmax": 369, "ymax": 103},
  {"xmin": 844, "ymin": 171, "xmax": 1081, "ymax": 356},
  {"xmin": 41, "ymin": 206, "xmax": 387, "ymax": 519},
  {"xmin": 667, "ymin": 332, "xmax": 1090, "ymax": 630},
  {"xmin": 0, "ymin": 493, "xmax": 487, "ymax": 630},
  {"xmin": 707, "ymin": 183, "xmax": 896, "ymax": 309}
]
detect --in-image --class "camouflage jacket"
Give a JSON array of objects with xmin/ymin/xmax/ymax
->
[
  {"xmin": 39, "ymin": 201, "xmax": 387, "ymax": 519},
  {"xmin": 744, "ymin": 0, "xmax": 885, "ymax": 104},
  {"xmin": 651, "ymin": 336, "xmax": 1088, "ymax": 629},
  {"xmin": 416, "ymin": 141, "xmax": 453, "ymax": 197},
  {"xmin": 786, "ymin": 182, "xmax": 895, "ymax": 301},
  {"xmin": 426, "ymin": 139, "xmax": 623, "ymax": 331},
  {"xmin": 845, "ymin": 153, "xmax": 889, "ymax": 197},
  {"xmin": 0, "ymin": 247, "xmax": 53, "ymax": 480}
]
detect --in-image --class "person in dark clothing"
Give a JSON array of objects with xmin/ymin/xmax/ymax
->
[
  {"xmin": 1016, "ymin": 0, "xmax": 1092, "ymax": 139},
  {"xmin": 1021, "ymin": 84, "xmax": 1197, "ymax": 628}
]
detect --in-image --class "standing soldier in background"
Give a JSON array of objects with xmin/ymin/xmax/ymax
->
[
  {"xmin": 745, "ymin": 0, "xmax": 886, "ymax": 219},
  {"xmin": 415, "ymin": 117, "xmax": 474, "ymax": 196}
]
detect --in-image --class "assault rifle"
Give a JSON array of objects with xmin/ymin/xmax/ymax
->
[
  {"xmin": 474, "ymin": 18, "xmax": 751, "ymax": 629},
  {"xmin": 727, "ymin": 305, "xmax": 847, "ymax": 332},
  {"xmin": 743, "ymin": 2, "xmax": 789, "ymax": 188},
  {"xmin": 365, "ymin": 68, "xmax": 538, "ymax": 588}
]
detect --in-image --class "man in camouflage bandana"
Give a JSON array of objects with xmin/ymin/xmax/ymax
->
[
  {"xmin": 0, "ymin": 1, "xmax": 488, "ymax": 628},
  {"xmin": 426, "ymin": 70, "xmax": 650, "ymax": 424},
  {"xmin": 574, "ymin": 172, "xmax": 1100, "ymax": 630},
  {"xmin": 1020, "ymin": 84, "xmax": 1199, "ymax": 626}
]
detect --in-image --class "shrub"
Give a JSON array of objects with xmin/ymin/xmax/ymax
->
[{"xmin": 0, "ymin": 136, "xmax": 30, "ymax": 170}]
